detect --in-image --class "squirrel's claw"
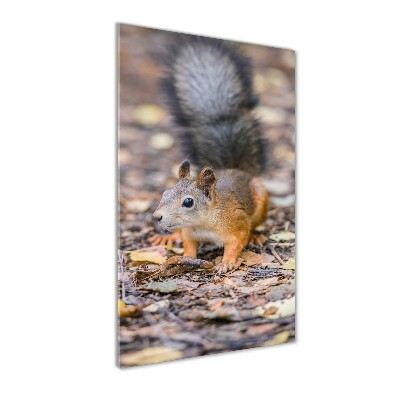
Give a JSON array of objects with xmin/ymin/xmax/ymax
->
[
  {"xmin": 215, "ymin": 258, "xmax": 243, "ymax": 274},
  {"xmin": 149, "ymin": 230, "xmax": 182, "ymax": 247}
]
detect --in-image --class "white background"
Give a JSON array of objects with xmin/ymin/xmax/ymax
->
[{"xmin": 1, "ymin": 1, "xmax": 400, "ymax": 399}]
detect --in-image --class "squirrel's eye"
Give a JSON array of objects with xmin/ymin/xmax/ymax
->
[{"xmin": 182, "ymin": 198, "xmax": 194, "ymax": 208}]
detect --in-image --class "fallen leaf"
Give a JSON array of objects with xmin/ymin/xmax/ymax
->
[
  {"xmin": 132, "ymin": 104, "xmax": 166, "ymax": 126},
  {"xmin": 145, "ymin": 280, "xmax": 177, "ymax": 293},
  {"xmin": 255, "ymin": 296, "xmax": 295, "ymax": 319},
  {"xmin": 255, "ymin": 277, "xmax": 282, "ymax": 286},
  {"xmin": 142, "ymin": 300, "xmax": 170, "ymax": 313},
  {"xmin": 120, "ymin": 346, "xmax": 182, "ymax": 367},
  {"xmin": 129, "ymin": 246, "xmax": 167, "ymax": 264},
  {"xmin": 282, "ymin": 258, "xmax": 295, "ymax": 270},
  {"xmin": 118, "ymin": 300, "xmax": 141, "ymax": 318},
  {"xmin": 263, "ymin": 331, "xmax": 291, "ymax": 346},
  {"xmin": 150, "ymin": 132, "xmax": 174, "ymax": 150},
  {"xmin": 269, "ymin": 231, "xmax": 295, "ymax": 242},
  {"xmin": 241, "ymin": 251, "xmax": 275, "ymax": 266}
]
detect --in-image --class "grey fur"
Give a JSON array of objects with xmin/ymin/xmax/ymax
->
[
  {"xmin": 161, "ymin": 36, "xmax": 267, "ymax": 175},
  {"xmin": 174, "ymin": 43, "xmax": 244, "ymax": 123}
]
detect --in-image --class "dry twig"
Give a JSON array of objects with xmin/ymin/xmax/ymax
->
[{"xmin": 267, "ymin": 244, "xmax": 285, "ymax": 265}]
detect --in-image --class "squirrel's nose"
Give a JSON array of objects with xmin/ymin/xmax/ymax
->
[{"xmin": 153, "ymin": 211, "xmax": 163, "ymax": 222}]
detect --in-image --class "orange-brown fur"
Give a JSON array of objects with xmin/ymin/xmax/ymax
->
[{"xmin": 151, "ymin": 162, "xmax": 268, "ymax": 273}]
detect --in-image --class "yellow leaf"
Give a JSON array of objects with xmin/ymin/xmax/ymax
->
[
  {"xmin": 132, "ymin": 104, "xmax": 166, "ymax": 126},
  {"xmin": 120, "ymin": 347, "xmax": 183, "ymax": 367},
  {"xmin": 263, "ymin": 331, "xmax": 291, "ymax": 346},
  {"xmin": 282, "ymin": 258, "xmax": 295, "ymax": 270},
  {"xmin": 118, "ymin": 300, "xmax": 140, "ymax": 318},
  {"xmin": 129, "ymin": 246, "xmax": 167, "ymax": 264}
]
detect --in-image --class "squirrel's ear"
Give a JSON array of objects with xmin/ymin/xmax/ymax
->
[
  {"xmin": 178, "ymin": 159, "xmax": 191, "ymax": 179},
  {"xmin": 196, "ymin": 166, "xmax": 216, "ymax": 199}
]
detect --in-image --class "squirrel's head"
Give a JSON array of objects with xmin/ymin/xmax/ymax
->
[{"xmin": 153, "ymin": 160, "xmax": 217, "ymax": 232}]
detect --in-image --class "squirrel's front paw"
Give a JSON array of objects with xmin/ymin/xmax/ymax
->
[
  {"xmin": 215, "ymin": 258, "xmax": 243, "ymax": 274},
  {"xmin": 148, "ymin": 230, "xmax": 182, "ymax": 247}
]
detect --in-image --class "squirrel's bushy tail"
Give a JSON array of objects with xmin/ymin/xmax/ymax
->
[{"xmin": 161, "ymin": 35, "xmax": 266, "ymax": 176}]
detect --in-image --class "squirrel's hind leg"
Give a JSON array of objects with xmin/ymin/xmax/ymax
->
[
  {"xmin": 248, "ymin": 232, "xmax": 268, "ymax": 246},
  {"xmin": 249, "ymin": 177, "xmax": 269, "ymax": 227},
  {"xmin": 248, "ymin": 178, "xmax": 269, "ymax": 246},
  {"xmin": 149, "ymin": 229, "xmax": 182, "ymax": 248}
]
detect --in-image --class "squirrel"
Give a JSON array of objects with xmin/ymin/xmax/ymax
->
[{"xmin": 150, "ymin": 36, "xmax": 269, "ymax": 273}]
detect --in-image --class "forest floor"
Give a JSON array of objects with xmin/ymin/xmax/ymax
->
[{"xmin": 118, "ymin": 24, "xmax": 296, "ymax": 367}]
